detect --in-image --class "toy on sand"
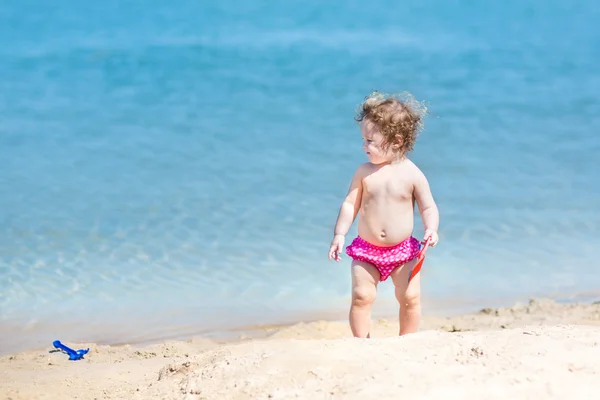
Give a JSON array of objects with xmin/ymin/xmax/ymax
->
[
  {"xmin": 408, "ymin": 236, "xmax": 432, "ymax": 283},
  {"xmin": 52, "ymin": 340, "xmax": 89, "ymax": 360}
]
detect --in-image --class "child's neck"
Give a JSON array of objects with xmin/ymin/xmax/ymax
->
[
  {"xmin": 374, "ymin": 155, "xmax": 406, "ymax": 168},
  {"xmin": 389, "ymin": 154, "xmax": 407, "ymax": 164}
]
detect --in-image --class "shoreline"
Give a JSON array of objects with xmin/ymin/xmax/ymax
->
[
  {"xmin": 2, "ymin": 297, "xmax": 600, "ymax": 399},
  {"xmin": 2, "ymin": 290, "xmax": 600, "ymax": 357}
]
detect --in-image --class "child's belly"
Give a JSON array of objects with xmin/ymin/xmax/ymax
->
[{"xmin": 357, "ymin": 205, "xmax": 415, "ymax": 247}]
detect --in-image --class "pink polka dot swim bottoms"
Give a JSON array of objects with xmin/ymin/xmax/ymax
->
[{"xmin": 345, "ymin": 236, "xmax": 421, "ymax": 281}]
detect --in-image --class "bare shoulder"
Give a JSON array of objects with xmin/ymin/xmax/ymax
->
[
  {"xmin": 354, "ymin": 162, "xmax": 373, "ymax": 179},
  {"xmin": 403, "ymin": 159, "xmax": 428, "ymax": 185}
]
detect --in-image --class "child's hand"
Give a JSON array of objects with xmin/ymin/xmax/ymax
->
[
  {"xmin": 424, "ymin": 230, "xmax": 439, "ymax": 247},
  {"xmin": 328, "ymin": 235, "xmax": 345, "ymax": 261}
]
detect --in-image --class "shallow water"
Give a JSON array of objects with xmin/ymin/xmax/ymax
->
[{"xmin": 1, "ymin": 0, "xmax": 599, "ymax": 353}]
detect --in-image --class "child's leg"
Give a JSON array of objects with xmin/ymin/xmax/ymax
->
[
  {"xmin": 390, "ymin": 257, "xmax": 421, "ymax": 335},
  {"xmin": 349, "ymin": 260, "xmax": 380, "ymax": 338}
]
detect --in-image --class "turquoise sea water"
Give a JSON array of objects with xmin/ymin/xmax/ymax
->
[{"xmin": 1, "ymin": 0, "xmax": 599, "ymax": 353}]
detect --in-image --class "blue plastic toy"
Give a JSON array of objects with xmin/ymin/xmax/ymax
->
[{"xmin": 52, "ymin": 340, "xmax": 89, "ymax": 360}]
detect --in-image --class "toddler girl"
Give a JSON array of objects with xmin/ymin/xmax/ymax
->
[{"xmin": 328, "ymin": 91, "xmax": 439, "ymax": 338}]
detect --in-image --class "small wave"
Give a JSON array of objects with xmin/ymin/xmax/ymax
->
[{"xmin": 0, "ymin": 28, "xmax": 476, "ymax": 60}]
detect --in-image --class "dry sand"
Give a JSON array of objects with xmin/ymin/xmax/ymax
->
[{"xmin": 2, "ymin": 298, "xmax": 600, "ymax": 399}]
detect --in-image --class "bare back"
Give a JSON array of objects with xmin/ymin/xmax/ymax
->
[{"xmin": 357, "ymin": 159, "xmax": 422, "ymax": 246}]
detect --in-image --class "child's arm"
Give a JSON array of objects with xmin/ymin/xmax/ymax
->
[
  {"xmin": 414, "ymin": 168, "xmax": 439, "ymax": 246},
  {"xmin": 328, "ymin": 164, "xmax": 366, "ymax": 260}
]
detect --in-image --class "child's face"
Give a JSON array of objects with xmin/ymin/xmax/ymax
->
[{"xmin": 360, "ymin": 119, "xmax": 395, "ymax": 164}]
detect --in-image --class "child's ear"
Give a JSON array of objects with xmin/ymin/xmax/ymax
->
[{"xmin": 393, "ymin": 135, "xmax": 403, "ymax": 148}]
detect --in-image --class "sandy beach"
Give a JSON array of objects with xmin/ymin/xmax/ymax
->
[{"xmin": 2, "ymin": 298, "xmax": 600, "ymax": 400}]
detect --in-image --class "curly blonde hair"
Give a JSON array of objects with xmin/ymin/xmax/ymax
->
[{"xmin": 355, "ymin": 91, "xmax": 427, "ymax": 155}]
